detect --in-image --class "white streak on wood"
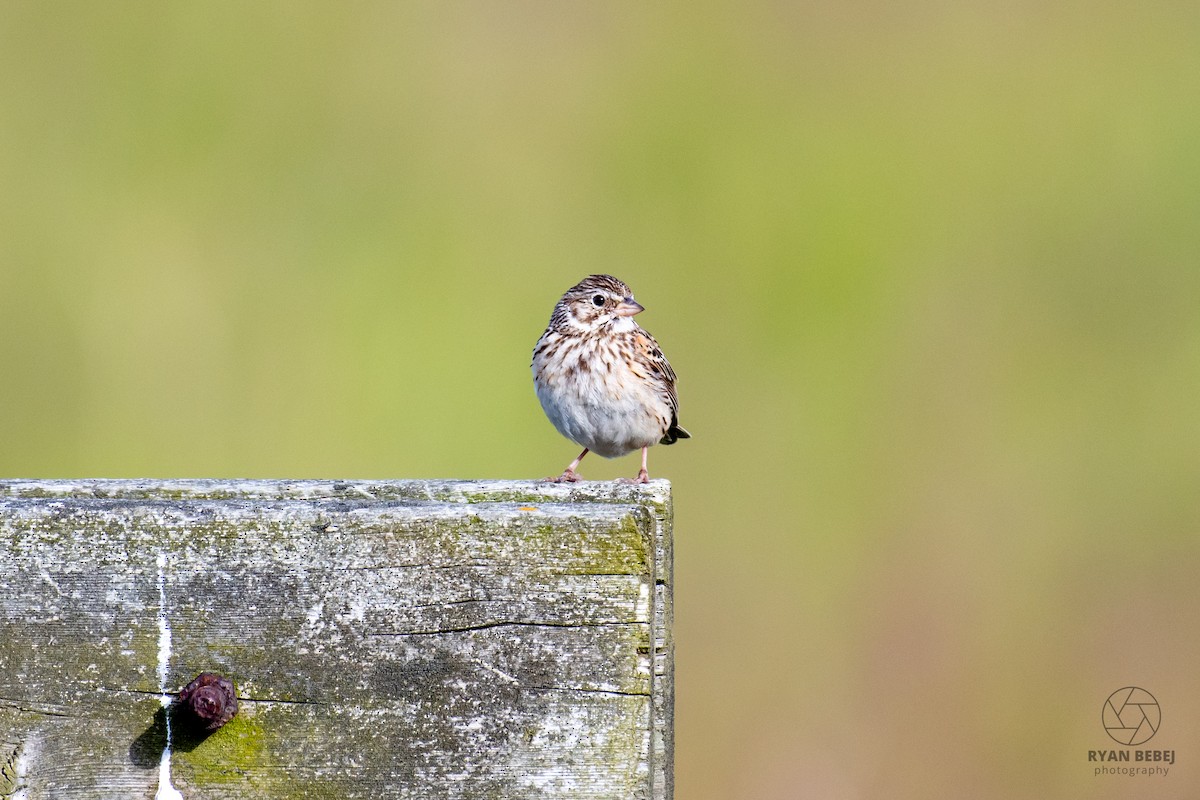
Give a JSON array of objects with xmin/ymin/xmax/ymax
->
[
  {"xmin": 154, "ymin": 552, "xmax": 184, "ymax": 800},
  {"xmin": 8, "ymin": 732, "xmax": 33, "ymax": 800},
  {"xmin": 470, "ymin": 657, "xmax": 521, "ymax": 686}
]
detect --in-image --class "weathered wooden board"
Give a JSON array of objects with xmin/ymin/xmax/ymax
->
[{"xmin": 0, "ymin": 480, "xmax": 673, "ymax": 800}]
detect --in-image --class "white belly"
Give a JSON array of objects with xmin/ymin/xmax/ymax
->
[{"xmin": 533, "ymin": 337, "xmax": 669, "ymax": 458}]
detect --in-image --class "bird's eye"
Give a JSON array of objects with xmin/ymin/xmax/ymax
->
[{"xmin": 591, "ymin": 294, "xmax": 605, "ymax": 307}]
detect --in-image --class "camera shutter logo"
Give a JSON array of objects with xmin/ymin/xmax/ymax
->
[{"xmin": 1103, "ymin": 687, "xmax": 1160, "ymax": 746}]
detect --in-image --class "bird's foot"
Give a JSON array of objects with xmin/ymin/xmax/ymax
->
[
  {"xmin": 543, "ymin": 469, "xmax": 581, "ymax": 483},
  {"xmin": 619, "ymin": 469, "xmax": 650, "ymax": 485}
]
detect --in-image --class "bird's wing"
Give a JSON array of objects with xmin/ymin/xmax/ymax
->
[{"xmin": 629, "ymin": 327, "xmax": 679, "ymax": 416}]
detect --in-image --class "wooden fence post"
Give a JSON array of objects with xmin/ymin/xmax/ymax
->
[{"xmin": 0, "ymin": 480, "xmax": 673, "ymax": 800}]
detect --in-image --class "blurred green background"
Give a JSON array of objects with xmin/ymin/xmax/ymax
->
[{"xmin": 3, "ymin": 3, "xmax": 1199, "ymax": 797}]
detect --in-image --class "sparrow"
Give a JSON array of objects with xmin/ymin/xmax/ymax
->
[{"xmin": 532, "ymin": 274, "xmax": 689, "ymax": 483}]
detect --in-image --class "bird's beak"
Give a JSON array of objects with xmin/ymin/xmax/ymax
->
[{"xmin": 615, "ymin": 298, "xmax": 644, "ymax": 317}]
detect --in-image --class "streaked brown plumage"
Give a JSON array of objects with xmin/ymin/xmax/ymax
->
[{"xmin": 532, "ymin": 275, "xmax": 690, "ymax": 483}]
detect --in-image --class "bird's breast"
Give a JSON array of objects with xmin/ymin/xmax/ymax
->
[{"xmin": 532, "ymin": 334, "xmax": 671, "ymax": 457}]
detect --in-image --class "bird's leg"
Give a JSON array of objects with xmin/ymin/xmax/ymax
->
[
  {"xmin": 546, "ymin": 448, "xmax": 589, "ymax": 483},
  {"xmin": 636, "ymin": 445, "xmax": 650, "ymax": 483},
  {"xmin": 620, "ymin": 446, "xmax": 651, "ymax": 484}
]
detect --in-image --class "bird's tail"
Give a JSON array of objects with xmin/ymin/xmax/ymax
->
[{"xmin": 659, "ymin": 422, "xmax": 691, "ymax": 446}]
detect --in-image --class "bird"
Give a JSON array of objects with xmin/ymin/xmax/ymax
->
[{"xmin": 532, "ymin": 274, "xmax": 690, "ymax": 484}]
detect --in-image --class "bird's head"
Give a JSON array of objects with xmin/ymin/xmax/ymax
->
[{"xmin": 553, "ymin": 274, "xmax": 643, "ymax": 333}]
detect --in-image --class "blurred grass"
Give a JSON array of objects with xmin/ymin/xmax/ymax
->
[{"xmin": 3, "ymin": 3, "xmax": 1200, "ymax": 798}]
